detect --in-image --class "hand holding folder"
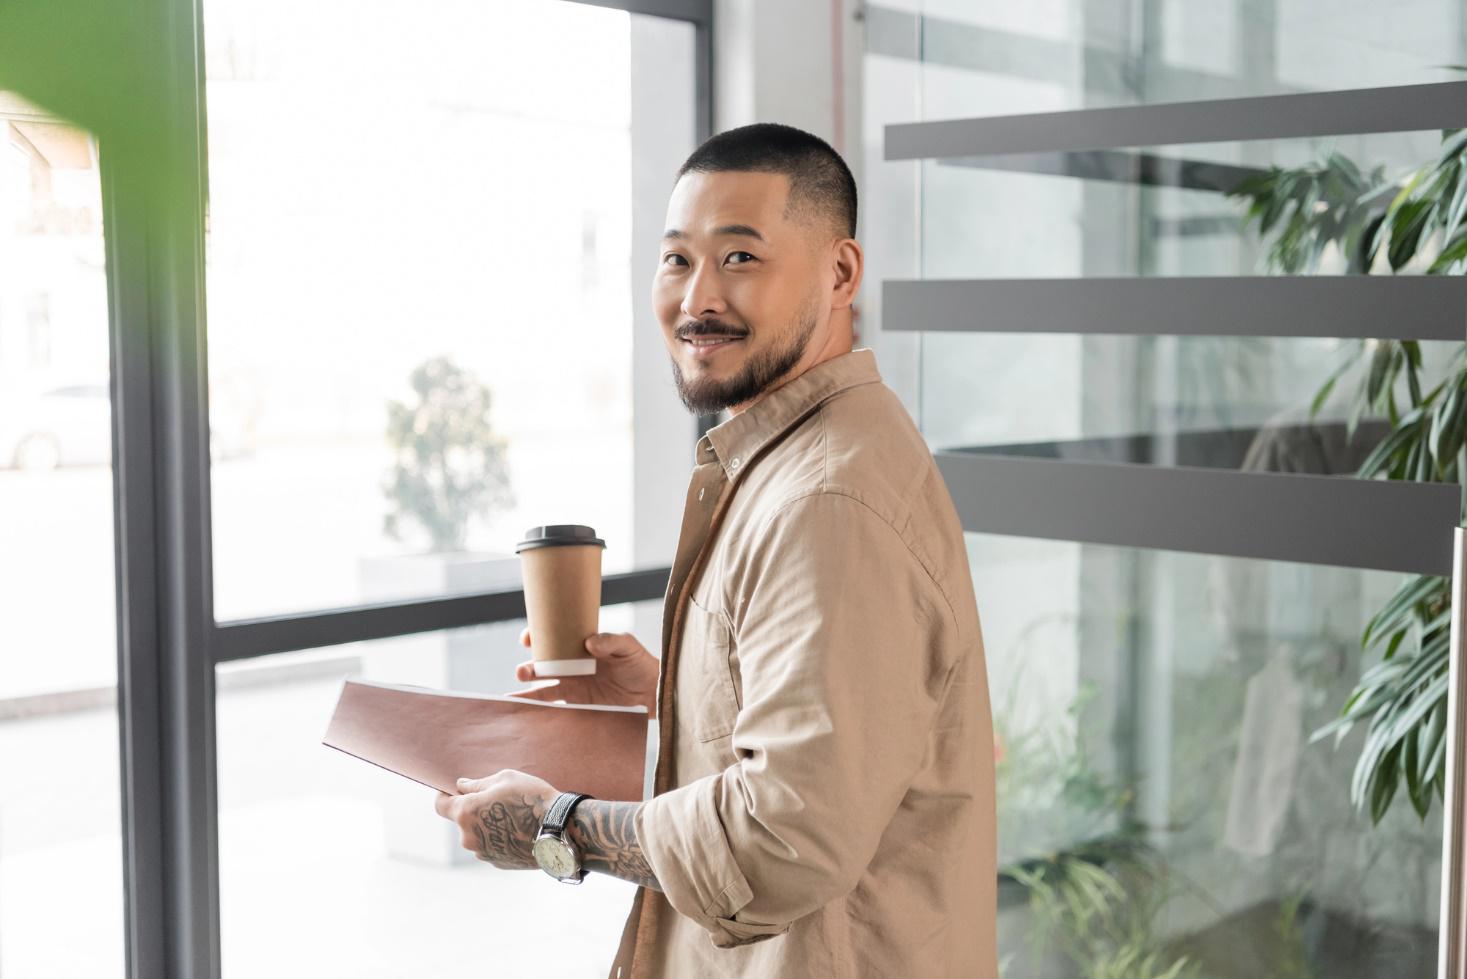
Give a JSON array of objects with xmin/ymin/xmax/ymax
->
[{"xmin": 323, "ymin": 679, "xmax": 650, "ymax": 801}]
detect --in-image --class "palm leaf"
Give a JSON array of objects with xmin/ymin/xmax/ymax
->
[{"xmin": 1361, "ymin": 574, "xmax": 1442, "ymax": 648}]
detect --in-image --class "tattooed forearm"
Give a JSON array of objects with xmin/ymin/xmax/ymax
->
[
  {"xmin": 473, "ymin": 797, "xmax": 546, "ymax": 870},
  {"xmin": 568, "ymin": 800, "xmax": 662, "ymax": 891}
]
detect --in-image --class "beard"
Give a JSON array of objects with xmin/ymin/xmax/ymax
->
[{"xmin": 670, "ymin": 294, "xmax": 821, "ymax": 417}]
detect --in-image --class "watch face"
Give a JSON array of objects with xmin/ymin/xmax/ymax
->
[{"xmin": 533, "ymin": 836, "xmax": 578, "ymax": 878}]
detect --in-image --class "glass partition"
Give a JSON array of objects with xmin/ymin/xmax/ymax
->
[
  {"xmin": 976, "ymin": 533, "xmax": 1439, "ymax": 977},
  {"xmin": 866, "ymin": 3, "xmax": 1467, "ymax": 976},
  {"xmin": 894, "ymin": 1, "xmax": 1467, "ymax": 115},
  {"xmin": 920, "ymin": 334, "xmax": 1464, "ymax": 462}
]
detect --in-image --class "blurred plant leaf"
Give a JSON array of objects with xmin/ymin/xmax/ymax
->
[{"xmin": 1232, "ymin": 121, "xmax": 1467, "ymax": 824}]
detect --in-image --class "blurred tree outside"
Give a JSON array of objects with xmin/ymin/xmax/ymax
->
[{"xmin": 382, "ymin": 356, "xmax": 513, "ymax": 553}]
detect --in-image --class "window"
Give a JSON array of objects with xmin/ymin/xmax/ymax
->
[
  {"xmin": 215, "ymin": 602, "xmax": 657, "ymax": 976},
  {"xmin": 203, "ymin": 0, "xmax": 697, "ymax": 620},
  {"xmin": 196, "ymin": 0, "xmax": 703, "ymax": 973},
  {"xmin": 0, "ymin": 1, "xmax": 708, "ymax": 975},
  {"xmin": 0, "ymin": 92, "xmax": 122, "ymax": 977}
]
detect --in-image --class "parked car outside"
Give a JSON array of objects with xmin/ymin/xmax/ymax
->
[{"xmin": 0, "ymin": 377, "xmax": 257, "ymax": 471}]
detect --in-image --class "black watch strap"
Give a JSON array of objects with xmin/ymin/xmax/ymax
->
[{"xmin": 542, "ymin": 791, "xmax": 593, "ymax": 834}]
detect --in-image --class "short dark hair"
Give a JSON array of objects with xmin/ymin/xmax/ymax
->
[{"xmin": 676, "ymin": 122, "xmax": 857, "ymax": 240}]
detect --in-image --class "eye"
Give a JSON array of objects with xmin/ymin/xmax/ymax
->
[
  {"xmin": 727, "ymin": 251, "xmax": 756, "ymax": 265},
  {"xmin": 663, "ymin": 253, "xmax": 688, "ymax": 267}
]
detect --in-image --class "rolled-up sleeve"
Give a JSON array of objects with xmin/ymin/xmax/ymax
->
[{"xmin": 635, "ymin": 490, "xmax": 958, "ymax": 948}]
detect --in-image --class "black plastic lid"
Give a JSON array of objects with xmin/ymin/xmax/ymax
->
[{"xmin": 515, "ymin": 524, "xmax": 606, "ymax": 553}]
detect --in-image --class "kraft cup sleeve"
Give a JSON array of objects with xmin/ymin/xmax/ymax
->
[{"xmin": 322, "ymin": 679, "xmax": 649, "ymax": 801}]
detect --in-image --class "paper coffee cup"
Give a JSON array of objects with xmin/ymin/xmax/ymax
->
[{"xmin": 516, "ymin": 524, "xmax": 605, "ymax": 677}]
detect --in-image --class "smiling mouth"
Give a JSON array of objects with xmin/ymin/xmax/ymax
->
[{"xmin": 682, "ymin": 336, "xmax": 745, "ymax": 354}]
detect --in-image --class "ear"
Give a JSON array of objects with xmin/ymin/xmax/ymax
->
[{"xmin": 830, "ymin": 237, "xmax": 863, "ymax": 309}]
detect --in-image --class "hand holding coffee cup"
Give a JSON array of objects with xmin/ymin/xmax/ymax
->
[
  {"xmin": 515, "ymin": 524, "xmax": 605, "ymax": 677},
  {"xmin": 509, "ymin": 628, "xmax": 660, "ymax": 718}
]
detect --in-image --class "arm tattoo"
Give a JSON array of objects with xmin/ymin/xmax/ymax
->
[
  {"xmin": 472, "ymin": 797, "xmax": 544, "ymax": 870},
  {"xmin": 568, "ymin": 800, "xmax": 663, "ymax": 891}
]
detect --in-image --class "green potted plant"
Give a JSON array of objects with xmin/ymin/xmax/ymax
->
[
  {"xmin": 381, "ymin": 355, "xmax": 514, "ymax": 552},
  {"xmin": 994, "ymin": 681, "xmax": 1201, "ymax": 978},
  {"xmin": 1229, "ymin": 123, "xmax": 1467, "ymax": 823},
  {"xmin": 1007, "ymin": 841, "xmax": 1199, "ymax": 979}
]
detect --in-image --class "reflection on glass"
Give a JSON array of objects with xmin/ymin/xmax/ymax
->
[
  {"xmin": 921, "ymin": 334, "xmax": 1464, "ymax": 473},
  {"xmin": 906, "ymin": 1, "xmax": 1467, "ymax": 115},
  {"xmin": 215, "ymin": 601, "xmax": 654, "ymax": 977},
  {"xmin": 203, "ymin": 0, "xmax": 694, "ymax": 619},
  {"xmin": 909, "ymin": 8, "xmax": 1467, "ymax": 472},
  {"xmin": 0, "ymin": 92, "xmax": 123, "ymax": 976},
  {"xmin": 866, "ymin": 5, "xmax": 1464, "ymax": 976},
  {"xmin": 976, "ymin": 534, "xmax": 1439, "ymax": 978},
  {"xmin": 917, "ymin": 131, "xmax": 1447, "ymax": 283}
]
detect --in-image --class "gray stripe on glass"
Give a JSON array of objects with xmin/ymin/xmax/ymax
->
[
  {"xmin": 937, "ymin": 452, "xmax": 1458, "ymax": 575},
  {"xmin": 884, "ymin": 277, "xmax": 1467, "ymax": 340},
  {"xmin": 865, "ymin": 5, "xmax": 1292, "ymax": 104},
  {"xmin": 886, "ymin": 80, "xmax": 1467, "ymax": 159}
]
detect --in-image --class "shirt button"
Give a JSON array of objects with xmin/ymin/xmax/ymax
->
[
  {"xmin": 698, "ymin": 487, "xmax": 705, "ymax": 501},
  {"xmin": 730, "ymin": 457, "xmax": 741, "ymax": 470}
]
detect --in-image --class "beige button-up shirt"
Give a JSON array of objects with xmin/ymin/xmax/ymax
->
[{"xmin": 609, "ymin": 348, "xmax": 996, "ymax": 978}]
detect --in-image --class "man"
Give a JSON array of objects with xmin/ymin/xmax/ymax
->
[{"xmin": 434, "ymin": 122, "xmax": 997, "ymax": 977}]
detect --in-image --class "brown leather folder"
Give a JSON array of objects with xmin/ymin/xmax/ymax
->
[{"xmin": 323, "ymin": 679, "xmax": 649, "ymax": 801}]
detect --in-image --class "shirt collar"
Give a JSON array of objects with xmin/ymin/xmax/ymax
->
[{"xmin": 694, "ymin": 347, "xmax": 882, "ymax": 481}]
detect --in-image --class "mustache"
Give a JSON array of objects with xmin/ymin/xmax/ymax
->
[{"xmin": 677, "ymin": 320, "xmax": 749, "ymax": 340}]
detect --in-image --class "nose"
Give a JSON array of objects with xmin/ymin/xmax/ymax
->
[{"xmin": 679, "ymin": 259, "xmax": 727, "ymax": 322}]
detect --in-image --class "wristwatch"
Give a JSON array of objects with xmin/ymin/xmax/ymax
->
[{"xmin": 533, "ymin": 791, "xmax": 593, "ymax": 884}]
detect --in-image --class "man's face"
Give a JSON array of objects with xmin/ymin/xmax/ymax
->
[{"xmin": 653, "ymin": 170, "xmax": 832, "ymax": 415}]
